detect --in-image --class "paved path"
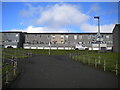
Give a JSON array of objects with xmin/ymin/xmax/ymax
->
[{"xmin": 9, "ymin": 55, "xmax": 118, "ymax": 88}]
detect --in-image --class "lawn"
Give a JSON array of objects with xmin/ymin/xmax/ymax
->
[
  {"xmin": 71, "ymin": 52, "xmax": 119, "ymax": 75},
  {"xmin": 26, "ymin": 49, "xmax": 97, "ymax": 55},
  {"xmin": 0, "ymin": 48, "xmax": 119, "ymax": 89},
  {"xmin": 1, "ymin": 48, "xmax": 119, "ymax": 76}
]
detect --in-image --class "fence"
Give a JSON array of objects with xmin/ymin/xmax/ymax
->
[
  {"xmin": 2, "ymin": 48, "xmax": 33, "ymax": 89},
  {"xmin": 2, "ymin": 54, "xmax": 18, "ymax": 89},
  {"xmin": 69, "ymin": 52, "xmax": 119, "ymax": 76}
]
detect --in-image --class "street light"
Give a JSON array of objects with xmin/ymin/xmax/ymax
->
[
  {"xmin": 48, "ymin": 35, "xmax": 51, "ymax": 55},
  {"xmin": 94, "ymin": 16, "xmax": 101, "ymax": 51},
  {"xmin": 94, "ymin": 16, "xmax": 101, "ymax": 64}
]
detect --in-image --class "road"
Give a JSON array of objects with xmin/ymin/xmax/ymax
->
[{"xmin": 9, "ymin": 55, "xmax": 118, "ymax": 88}]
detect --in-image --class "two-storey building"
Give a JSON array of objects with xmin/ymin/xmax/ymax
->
[{"xmin": 2, "ymin": 32, "xmax": 25, "ymax": 48}]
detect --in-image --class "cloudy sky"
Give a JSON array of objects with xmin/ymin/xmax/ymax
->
[{"xmin": 2, "ymin": 2, "xmax": 118, "ymax": 33}]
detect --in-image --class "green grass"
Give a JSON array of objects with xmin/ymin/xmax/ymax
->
[
  {"xmin": 1, "ymin": 48, "xmax": 119, "ymax": 75},
  {"xmin": 2, "ymin": 48, "xmax": 97, "ymax": 56},
  {"xmin": 2, "ymin": 48, "xmax": 31, "ymax": 59},
  {"xmin": 71, "ymin": 52, "xmax": 119, "ymax": 74},
  {"xmin": 25, "ymin": 49, "xmax": 97, "ymax": 55}
]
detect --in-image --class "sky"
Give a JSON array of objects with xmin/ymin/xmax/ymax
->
[{"xmin": 2, "ymin": 2, "xmax": 118, "ymax": 33}]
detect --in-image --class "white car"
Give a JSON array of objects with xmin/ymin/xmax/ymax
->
[{"xmin": 75, "ymin": 44, "xmax": 89, "ymax": 50}]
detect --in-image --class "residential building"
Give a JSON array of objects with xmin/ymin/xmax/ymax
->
[
  {"xmin": 2, "ymin": 32, "xmax": 25, "ymax": 48},
  {"xmin": 23, "ymin": 33, "xmax": 113, "ymax": 50},
  {"xmin": 1, "ymin": 31, "xmax": 113, "ymax": 50}
]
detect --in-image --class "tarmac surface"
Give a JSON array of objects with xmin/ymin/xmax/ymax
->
[{"xmin": 9, "ymin": 55, "xmax": 118, "ymax": 88}]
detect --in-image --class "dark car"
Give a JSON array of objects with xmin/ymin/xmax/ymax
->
[{"xmin": 7, "ymin": 46, "xmax": 13, "ymax": 48}]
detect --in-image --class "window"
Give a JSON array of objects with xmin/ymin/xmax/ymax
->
[
  {"xmin": 66, "ymin": 35, "xmax": 68, "ymax": 38},
  {"xmin": 47, "ymin": 35, "xmax": 50, "ymax": 39},
  {"xmin": 16, "ymin": 40, "xmax": 18, "ymax": 42},
  {"xmin": 106, "ymin": 35, "xmax": 109, "ymax": 39},
  {"xmin": 101, "ymin": 35, "xmax": 104, "ymax": 38},
  {"xmin": 61, "ymin": 35, "xmax": 64, "ymax": 39},
  {"xmin": 107, "ymin": 41, "xmax": 112, "ymax": 44},
  {"xmin": 79, "ymin": 42, "xmax": 82, "ymax": 44},
  {"xmin": 8, "ymin": 39, "xmax": 12, "ymax": 42},
  {"xmin": 26, "ymin": 41, "xmax": 29, "ymax": 43},
  {"xmin": 89, "ymin": 41, "xmax": 91, "ymax": 44},
  {"xmin": 74, "ymin": 35, "xmax": 77, "ymax": 39},
  {"xmin": 88, "ymin": 35, "xmax": 91, "ymax": 39},
  {"xmin": 82, "ymin": 42, "xmax": 85, "ymax": 44},
  {"xmin": 16, "ymin": 34, "xmax": 19, "ymax": 37},
  {"xmin": 61, "ymin": 35, "xmax": 64, "ymax": 38},
  {"xmin": 52, "ymin": 35, "xmax": 55, "ymax": 39},
  {"xmin": 61, "ymin": 41, "xmax": 64, "ymax": 43},
  {"xmin": 52, "ymin": 35, "xmax": 55, "ymax": 37},
  {"xmin": 79, "ymin": 36, "xmax": 82, "ymax": 39}
]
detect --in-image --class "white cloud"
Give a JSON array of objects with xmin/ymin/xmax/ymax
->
[
  {"xmin": 17, "ymin": 3, "xmax": 115, "ymax": 33},
  {"xmin": 9, "ymin": 24, "xmax": 115, "ymax": 33},
  {"xmin": 20, "ymin": 3, "xmax": 90, "ymax": 27},
  {"xmin": 80, "ymin": 23, "xmax": 115, "ymax": 33},
  {"xmin": 37, "ymin": 4, "xmax": 89, "ymax": 27},
  {"xmin": 100, "ymin": 24, "xmax": 115, "ymax": 33},
  {"xmin": 10, "ymin": 26, "xmax": 69, "ymax": 33}
]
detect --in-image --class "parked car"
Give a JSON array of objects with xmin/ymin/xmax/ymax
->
[
  {"xmin": 7, "ymin": 46, "xmax": 13, "ymax": 48},
  {"xmin": 75, "ymin": 44, "xmax": 89, "ymax": 50}
]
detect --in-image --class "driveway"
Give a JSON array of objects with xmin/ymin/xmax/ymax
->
[{"xmin": 9, "ymin": 55, "xmax": 118, "ymax": 88}]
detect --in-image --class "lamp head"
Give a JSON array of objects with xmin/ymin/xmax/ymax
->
[{"xmin": 94, "ymin": 16, "xmax": 99, "ymax": 19}]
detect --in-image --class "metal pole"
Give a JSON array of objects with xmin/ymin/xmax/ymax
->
[
  {"xmin": 13, "ymin": 57, "xmax": 17, "ymax": 76},
  {"xmin": 115, "ymin": 63, "xmax": 118, "ymax": 75},
  {"xmin": 49, "ymin": 41, "xmax": 50, "ymax": 55},
  {"xmin": 13, "ymin": 60, "xmax": 16, "ymax": 76},
  {"xmin": 94, "ymin": 17, "xmax": 101, "ymax": 63},
  {"xmin": 5, "ymin": 63, "xmax": 8, "ymax": 84},
  {"xmin": 98, "ymin": 56, "xmax": 101, "ymax": 64},
  {"xmin": 95, "ymin": 59, "xmax": 97, "ymax": 68},
  {"xmin": 98, "ymin": 17, "xmax": 100, "ymax": 52},
  {"xmin": 104, "ymin": 60, "xmax": 106, "ymax": 71},
  {"xmin": 49, "ymin": 47, "xmax": 50, "ymax": 55}
]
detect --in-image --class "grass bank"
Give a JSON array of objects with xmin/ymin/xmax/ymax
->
[{"xmin": 71, "ymin": 52, "xmax": 119, "ymax": 75}]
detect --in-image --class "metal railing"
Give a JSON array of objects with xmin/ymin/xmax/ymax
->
[
  {"xmin": 69, "ymin": 53, "xmax": 119, "ymax": 76},
  {"xmin": 2, "ymin": 48, "xmax": 33, "ymax": 89}
]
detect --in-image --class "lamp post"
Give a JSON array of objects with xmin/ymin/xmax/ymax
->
[
  {"xmin": 94, "ymin": 16, "xmax": 101, "ymax": 51},
  {"xmin": 94, "ymin": 16, "xmax": 101, "ymax": 64},
  {"xmin": 48, "ymin": 35, "xmax": 51, "ymax": 55},
  {"xmin": 49, "ymin": 41, "xmax": 51, "ymax": 55}
]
